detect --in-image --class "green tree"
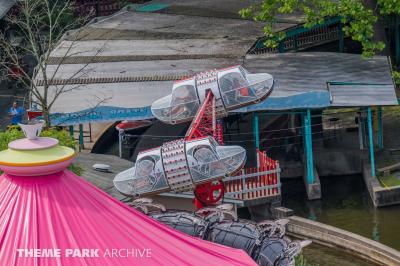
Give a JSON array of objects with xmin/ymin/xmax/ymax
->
[{"xmin": 240, "ymin": 0, "xmax": 400, "ymax": 57}]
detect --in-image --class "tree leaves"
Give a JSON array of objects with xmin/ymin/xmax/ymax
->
[{"xmin": 241, "ymin": 0, "xmax": 399, "ymax": 57}]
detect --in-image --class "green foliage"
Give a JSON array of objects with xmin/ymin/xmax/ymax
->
[
  {"xmin": 68, "ymin": 163, "xmax": 84, "ymax": 176},
  {"xmin": 393, "ymin": 71, "xmax": 400, "ymax": 86},
  {"xmin": 240, "ymin": 0, "xmax": 398, "ymax": 57},
  {"xmin": 295, "ymin": 252, "xmax": 311, "ymax": 266},
  {"xmin": 0, "ymin": 126, "xmax": 77, "ymax": 151},
  {"xmin": 377, "ymin": 173, "xmax": 400, "ymax": 187},
  {"xmin": 378, "ymin": 0, "xmax": 400, "ymax": 15},
  {"xmin": 40, "ymin": 127, "xmax": 77, "ymax": 150},
  {"xmin": 0, "ymin": 127, "xmax": 24, "ymax": 151}
]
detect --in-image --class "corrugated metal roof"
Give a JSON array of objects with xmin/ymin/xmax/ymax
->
[
  {"xmin": 244, "ymin": 52, "xmax": 397, "ymax": 107},
  {"xmin": 42, "ymin": 53, "xmax": 397, "ymax": 125},
  {"xmin": 48, "ymin": 38, "xmax": 252, "ymax": 64},
  {"xmin": 329, "ymin": 83, "xmax": 398, "ymax": 106},
  {"xmin": 77, "ymin": 10, "xmax": 286, "ymax": 41},
  {"xmin": 0, "ymin": 0, "xmax": 16, "ymax": 19},
  {"xmin": 145, "ymin": 0, "xmax": 304, "ymax": 23},
  {"xmin": 38, "ymin": 58, "xmax": 240, "ymax": 80},
  {"xmin": 36, "ymin": 81, "xmax": 173, "ymax": 114}
]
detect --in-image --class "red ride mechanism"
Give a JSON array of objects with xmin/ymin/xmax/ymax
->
[{"xmin": 185, "ymin": 90, "xmax": 226, "ymax": 208}]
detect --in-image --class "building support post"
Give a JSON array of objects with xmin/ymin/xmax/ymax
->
[
  {"xmin": 396, "ymin": 16, "xmax": 400, "ymax": 65},
  {"xmin": 358, "ymin": 112, "xmax": 364, "ymax": 150},
  {"xmin": 377, "ymin": 106, "xmax": 383, "ymax": 150},
  {"xmin": 69, "ymin": 125, "xmax": 74, "ymax": 137},
  {"xmin": 367, "ymin": 107, "xmax": 376, "ymax": 177},
  {"xmin": 304, "ymin": 109, "xmax": 314, "ymax": 184},
  {"xmin": 339, "ymin": 23, "xmax": 344, "ymax": 52},
  {"xmin": 253, "ymin": 112, "xmax": 260, "ymax": 168},
  {"xmin": 79, "ymin": 124, "xmax": 84, "ymax": 151},
  {"xmin": 302, "ymin": 110, "xmax": 321, "ymax": 200}
]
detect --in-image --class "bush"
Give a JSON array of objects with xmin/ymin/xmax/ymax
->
[
  {"xmin": 0, "ymin": 126, "xmax": 77, "ymax": 151},
  {"xmin": 0, "ymin": 126, "xmax": 24, "ymax": 151},
  {"xmin": 393, "ymin": 71, "xmax": 400, "ymax": 87},
  {"xmin": 40, "ymin": 127, "xmax": 77, "ymax": 150}
]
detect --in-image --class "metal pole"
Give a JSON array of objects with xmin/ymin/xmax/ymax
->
[
  {"xmin": 367, "ymin": 107, "xmax": 376, "ymax": 177},
  {"xmin": 362, "ymin": 112, "xmax": 367, "ymax": 148},
  {"xmin": 377, "ymin": 106, "xmax": 383, "ymax": 149},
  {"xmin": 79, "ymin": 124, "xmax": 84, "ymax": 151},
  {"xmin": 305, "ymin": 109, "xmax": 314, "ymax": 184},
  {"xmin": 302, "ymin": 113, "xmax": 306, "ymax": 155},
  {"xmin": 358, "ymin": 113, "xmax": 364, "ymax": 150},
  {"xmin": 212, "ymin": 95, "xmax": 216, "ymax": 135},
  {"xmin": 89, "ymin": 123, "xmax": 92, "ymax": 142},
  {"xmin": 253, "ymin": 112, "xmax": 260, "ymax": 168},
  {"xmin": 118, "ymin": 129, "xmax": 124, "ymax": 158}
]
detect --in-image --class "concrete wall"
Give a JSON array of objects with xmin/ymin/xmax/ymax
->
[
  {"xmin": 280, "ymin": 150, "xmax": 362, "ymax": 179},
  {"xmin": 315, "ymin": 149, "xmax": 362, "ymax": 176},
  {"xmin": 288, "ymin": 216, "xmax": 400, "ymax": 266},
  {"xmin": 363, "ymin": 164, "xmax": 400, "ymax": 207}
]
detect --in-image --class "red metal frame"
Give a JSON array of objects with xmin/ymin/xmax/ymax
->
[
  {"xmin": 185, "ymin": 90, "xmax": 279, "ymax": 207},
  {"xmin": 185, "ymin": 91, "xmax": 225, "ymax": 207},
  {"xmin": 185, "ymin": 90, "xmax": 224, "ymax": 144},
  {"xmin": 185, "ymin": 90, "xmax": 214, "ymax": 141}
]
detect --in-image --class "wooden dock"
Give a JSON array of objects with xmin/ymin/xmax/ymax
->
[
  {"xmin": 75, "ymin": 153, "xmax": 197, "ymax": 210},
  {"xmin": 75, "ymin": 153, "xmax": 132, "ymax": 202}
]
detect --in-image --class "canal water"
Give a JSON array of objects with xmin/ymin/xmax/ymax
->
[
  {"xmin": 302, "ymin": 244, "xmax": 374, "ymax": 266},
  {"xmin": 282, "ymin": 175, "xmax": 400, "ymax": 264}
]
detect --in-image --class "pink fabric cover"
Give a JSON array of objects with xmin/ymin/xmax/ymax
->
[
  {"xmin": 0, "ymin": 170, "xmax": 256, "ymax": 266},
  {"xmin": 8, "ymin": 137, "xmax": 58, "ymax": 150}
]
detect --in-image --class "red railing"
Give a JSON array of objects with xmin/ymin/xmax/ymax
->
[{"xmin": 223, "ymin": 149, "xmax": 280, "ymax": 201}]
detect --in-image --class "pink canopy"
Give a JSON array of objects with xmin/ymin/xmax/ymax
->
[{"xmin": 0, "ymin": 170, "xmax": 256, "ymax": 265}]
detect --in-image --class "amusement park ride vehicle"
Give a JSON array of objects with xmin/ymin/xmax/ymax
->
[
  {"xmin": 114, "ymin": 65, "xmax": 274, "ymax": 206},
  {"xmin": 114, "ymin": 66, "xmax": 311, "ymax": 265}
]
